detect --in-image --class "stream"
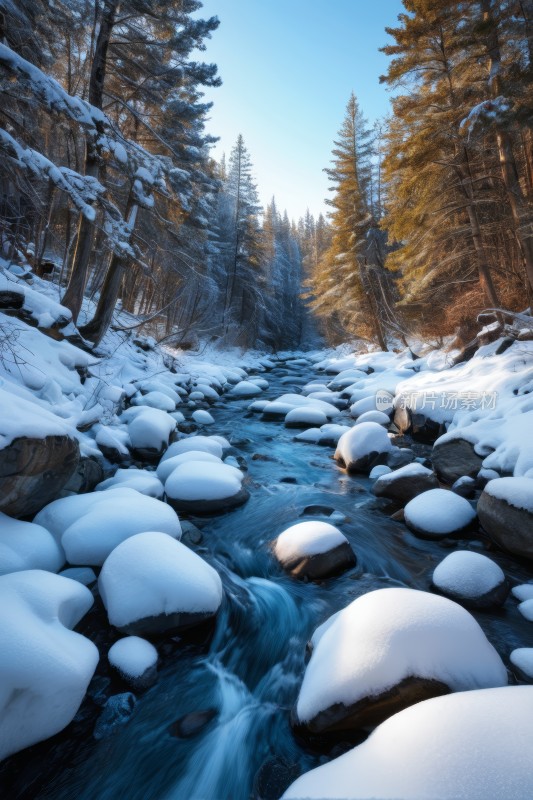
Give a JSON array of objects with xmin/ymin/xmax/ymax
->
[{"xmin": 3, "ymin": 356, "xmax": 533, "ymax": 800}]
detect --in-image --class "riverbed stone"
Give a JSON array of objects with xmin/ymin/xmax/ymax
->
[
  {"xmin": 372, "ymin": 463, "xmax": 439, "ymax": 505},
  {"xmin": 478, "ymin": 489, "xmax": 533, "ymax": 560},
  {"xmin": 432, "ymin": 438, "xmax": 483, "ymax": 485}
]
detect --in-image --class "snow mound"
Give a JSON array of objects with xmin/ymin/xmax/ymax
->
[
  {"xmin": 125, "ymin": 407, "xmax": 175, "ymax": 454},
  {"xmin": 108, "ymin": 636, "xmax": 158, "ymax": 679},
  {"xmin": 230, "ymin": 381, "xmax": 263, "ymax": 397},
  {"xmin": 192, "ymin": 409, "xmax": 215, "ymax": 425},
  {"xmin": 99, "ymin": 532, "xmax": 223, "ymax": 633},
  {"xmin": 95, "ymin": 468, "xmax": 164, "ymax": 499},
  {"xmin": 432, "ymin": 551, "xmax": 505, "ymax": 599},
  {"xmin": 512, "ymin": 584, "xmax": 533, "ymax": 602},
  {"xmin": 285, "ymin": 407, "xmax": 328, "ymax": 427},
  {"xmin": 484, "ymin": 477, "xmax": 533, "ymax": 513},
  {"xmin": 165, "ymin": 461, "xmax": 245, "ymax": 506},
  {"xmin": 404, "ymin": 489, "xmax": 476, "ymax": 537},
  {"xmin": 518, "ymin": 598, "xmax": 533, "ymax": 621},
  {"xmin": 334, "ymin": 422, "xmax": 392, "ymax": 471},
  {"xmin": 510, "ymin": 649, "xmax": 533, "ymax": 679},
  {"xmin": 283, "ymin": 686, "xmax": 533, "ymax": 800},
  {"xmin": 156, "ymin": 450, "xmax": 222, "ymax": 483},
  {"xmin": 354, "ymin": 409, "xmax": 390, "ymax": 426},
  {"xmin": 160, "ymin": 436, "xmax": 224, "ymax": 462},
  {"xmin": 132, "ymin": 390, "xmax": 176, "ymax": 412},
  {"xmin": 274, "ymin": 521, "xmax": 349, "ymax": 563},
  {"xmin": 296, "ymin": 587, "xmax": 507, "ymax": 726},
  {"xmin": 0, "ymin": 512, "xmax": 64, "ymax": 576},
  {"xmin": 34, "ymin": 488, "xmax": 181, "ymax": 566},
  {"xmin": 295, "ymin": 428, "xmax": 321, "ymax": 443},
  {"xmin": 369, "ymin": 465, "xmax": 393, "ymax": 479},
  {"xmin": 0, "ymin": 570, "xmax": 98, "ymax": 760}
]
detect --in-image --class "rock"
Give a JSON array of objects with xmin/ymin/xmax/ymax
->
[
  {"xmin": 477, "ymin": 478, "xmax": 533, "ymax": 560},
  {"xmin": 168, "ymin": 708, "xmax": 217, "ymax": 738},
  {"xmin": 253, "ymin": 757, "xmax": 300, "ymax": 800},
  {"xmin": 432, "ymin": 438, "xmax": 483, "ymax": 485},
  {"xmin": 93, "ymin": 693, "xmax": 137, "ymax": 740},
  {"xmin": 451, "ymin": 475, "xmax": 477, "ymax": 498},
  {"xmin": 477, "ymin": 468, "xmax": 500, "ymax": 488},
  {"xmin": 393, "ymin": 406, "xmax": 445, "ymax": 443},
  {"xmin": 273, "ymin": 521, "xmax": 356, "ymax": 580},
  {"xmin": 180, "ymin": 520, "xmax": 203, "ymax": 545},
  {"xmin": 165, "ymin": 461, "xmax": 249, "ymax": 515},
  {"xmin": 108, "ymin": 636, "xmax": 158, "ymax": 691},
  {"xmin": 0, "ymin": 434, "xmax": 79, "ymax": 517},
  {"xmin": 432, "ymin": 551, "xmax": 509, "ymax": 609},
  {"xmin": 386, "ymin": 448, "xmax": 416, "ymax": 469},
  {"xmin": 334, "ymin": 423, "xmax": 392, "ymax": 474},
  {"xmin": 292, "ymin": 588, "xmax": 507, "ymax": 739},
  {"xmin": 99, "ymin": 532, "xmax": 223, "ymax": 636},
  {"xmin": 372, "ymin": 463, "xmax": 439, "ymax": 505},
  {"xmin": 404, "ymin": 489, "xmax": 477, "ymax": 539},
  {"xmin": 62, "ymin": 455, "xmax": 104, "ymax": 495}
]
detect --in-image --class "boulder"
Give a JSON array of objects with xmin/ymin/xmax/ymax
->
[
  {"xmin": 404, "ymin": 489, "xmax": 477, "ymax": 539},
  {"xmin": 372, "ymin": 463, "xmax": 439, "ymax": 505},
  {"xmin": 0, "ymin": 434, "xmax": 79, "ymax": 518},
  {"xmin": 393, "ymin": 406, "xmax": 444, "ymax": 443},
  {"xmin": 164, "ymin": 461, "xmax": 248, "ymax": 515},
  {"xmin": 478, "ymin": 478, "xmax": 533, "ymax": 560},
  {"xmin": 334, "ymin": 423, "xmax": 392, "ymax": 474},
  {"xmin": 432, "ymin": 551, "xmax": 509, "ymax": 609},
  {"xmin": 108, "ymin": 636, "xmax": 158, "ymax": 691},
  {"xmin": 432, "ymin": 438, "xmax": 484, "ymax": 485},
  {"xmin": 273, "ymin": 521, "xmax": 356, "ymax": 580}
]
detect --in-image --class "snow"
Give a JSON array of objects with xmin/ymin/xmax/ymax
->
[
  {"xmin": 59, "ymin": 567, "xmax": 97, "ymax": 587},
  {"xmin": 334, "ymin": 422, "xmax": 392, "ymax": 466},
  {"xmin": 192, "ymin": 409, "xmax": 215, "ymax": 425},
  {"xmin": 296, "ymin": 588, "xmax": 507, "ymax": 725},
  {"xmin": 108, "ymin": 637, "xmax": 158, "ymax": 679},
  {"xmin": 432, "ymin": 551, "xmax": 505, "ymax": 598},
  {"xmin": 285, "ymin": 407, "xmax": 328, "ymax": 426},
  {"xmin": 165, "ymin": 461, "xmax": 244, "ymax": 502},
  {"xmin": 510, "ymin": 649, "xmax": 533, "ymax": 679},
  {"xmin": 230, "ymin": 381, "xmax": 263, "ymax": 397},
  {"xmin": 160, "ymin": 436, "xmax": 223, "ymax": 462},
  {"xmin": 95, "ymin": 468, "xmax": 164, "ymax": 499},
  {"xmin": 350, "ymin": 395, "xmax": 378, "ymax": 418},
  {"xmin": 156, "ymin": 450, "xmax": 222, "ymax": 484},
  {"xmin": 518, "ymin": 599, "xmax": 533, "ymax": 622},
  {"xmin": 0, "ymin": 512, "xmax": 64, "ymax": 576},
  {"xmin": 34, "ymin": 488, "xmax": 181, "ymax": 566},
  {"xmin": 125, "ymin": 407, "xmax": 176, "ymax": 453},
  {"xmin": 404, "ymin": 489, "xmax": 476, "ymax": 536},
  {"xmin": 374, "ymin": 462, "xmax": 434, "ymax": 486},
  {"xmin": 354, "ymin": 409, "xmax": 390, "ymax": 426},
  {"xmin": 369, "ymin": 465, "xmax": 393, "ymax": 479},
  {"xmin": 0, "ymin": 570, "xmax": 98, "ymax": 760},
  {"xmin": 317, "ymin": 423, "xmax": 351, "ymax": 445},
  {"xmin": 132, "ymin": 391, "xmax": 176, "ymax": 412},
  {"xmin": 512, "ymin": 584, "xmax": 533, "ymax": 602},
  {"xmin": 295, "ymin": 428, "xmax": 321, "ymax": 443},
  {"xmin": 0, "ymin": 386, "xmax": 75, "ymax": 449},
  {"xmin": 483, "ymin": 477, "xmax": 533, "ymax": 513},
  {"xmin": 274, "ymin": 521, "xmax": 348, "ymax": 563},
  {"xmin": 283, "ymin": 686, "xmax": 533, "ymax": 800},
  {"xmin": 99, "ymin": 532, "xmax": 223, "ymax": 629}
]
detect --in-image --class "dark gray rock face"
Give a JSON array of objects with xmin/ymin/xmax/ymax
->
[
  {"xmin": 0, "ymin": 434, "xmax": 79, "ymax": 517},
  {"xmin": 432, "ymin": 439, "xmax": 483, "ymax": 485},
  {"xmin": 478, "ymin": 491, "xmax": 533, "ymax": 560},
  {"xmin": 166, "ymin": 487, "xmax": 250, "ymax": 516},
  {"xmin": 373, "ymin": 467, "xmax": 439, "ymax": 505},
  {"xmin": 278, "ymin": 541, "xmax": 356, "ymax": 581}
]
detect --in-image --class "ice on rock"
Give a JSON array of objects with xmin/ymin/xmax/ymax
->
[
  {"xmin": 432, "ymin": 551, "xmax": 507, "ymax": 608},
  {"xmin": 99, "ymin": 532, "xmax": 223, "ymax": 635},
  {"xmin": 34, "ymin": 488, "xmax": 181, "ymax": 566},
  {"xmin": 274, "ymin": 521, "xmax": 355, "ymax": 579},
  {"xmin": 404, "ymin": 488, "xmax": 476, "ymax": 537},
  {"xmin": 334, "ymin": 422, "xmax": 392, "ymax": 473},
  {"xmin": 192, "ymin": 409, "xmax": 215, "ymax": 425},
  {"xmin": 95, "ymin": 467, "xmax": 164, "ymax": 498},
  {"xmin": 294, "ymin": 588, "xmax": 507, "ymax": 734},
  {"xmin": 108, "ymin": 636, "xmax": 158, "ymax": 685},
  {"xmin": 0, "ymin": 570, "xmax": 98, "ymax": 760},
  {"xmin": 283, "ymin": 687, "xmax": 533, "ymax": 800},
  {"xmin": 165, "ymin": 461, "xmax": 247, "ymax": 514},
  {"xmin": 0, "ymin": 512, "xmax": 65, "ymax": 576},
  {"xmin": 159, "ymin": 436, "xmax": 224, "ymax": 462}
]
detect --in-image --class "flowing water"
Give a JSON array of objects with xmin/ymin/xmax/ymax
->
[{"xmin": 3, "ymin": 358, "xmax": 533, "ymax": 800}]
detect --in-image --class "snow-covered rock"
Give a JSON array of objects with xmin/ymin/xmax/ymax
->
[
  {"xmin": 295, "ymin": 428, "xmax": 321, "ymax": 443},
  {"xmin": 165, "ymin": 461, "xmax": 248, "ymax": 515},
  {"xmin": 510, "ymin": 649, "xmax": 533, "ymax": 680},
  {"xmin": 95, "ymin": 468, "xmax": 164, "ymax": 499},
  {"xmin": 293, "ymin": 588, "xmax": 507, "ymax": 737},
  {"xmin": 124, "ymin": 407, "xmax": 176, "ymax": 460},
  {"xmin": 159, "ymin": 435, "xmax": 224, "ymax": 462},
  {"xmin": 192, "ymin": 409, "xmax": 215, "ymax": 425},
  {"xmin": 34, "ymin": 488, "xmax": 181, "ymax": 566},
  {"xmin": 404, "ymin": 489, "xmax": 476, "ymax": 538},
  {"xmin": 512, "ymin": 584, "xmax": 533, "ymax": 602},
  {"xmin": 477, "ymin": 477, "xmax": 533, "ymax": 560},
  {"xmin": 230, "ymin": 381, "xmax": 263, "ymax": 397},
  {"xmin": 0, "ymin": 512, "xmax": 65, "ymax": 576},
  {"xmin": 156, "ymin": 449, "xmax": 222, "ymax": 483},
  {"xmin": 0, "ymin": 570, "xmax": 98, "ymax": 760},
  {"xmin": 334, "ymin": 422, "xmax": 392, "ymax": 473},
  {"xmin": 432, "ymin": 551, "xmax": 508, "ymax": 609},
  {"xmin": 354, "ymin": 410, "xmax": 390, "ymax": 427},
  {"xmin": 273, "ymin": 521, "xmax": 355, "ymax": 580},
  {"xmin": 283, "ymin": 687, "xmax": 533, "ymax": 800},
  {"xmin": 285, "ymin": 407, "xmax": 328, "ymax": 428},
  {"xmin": 132, "ymin": 390, "xmax": 176, "ymax": 412},
  {"xmin": 350, "ymin": 396, "xmax": 377, "ymax": 419},
  {"xmin": 372, "ymin": 463, "xmax": 439, "ymax": 505},
  {"xmin": 99, "ymin": 532, "xmax": 223, "ymax": 635},
  {"xmin": 518, "ymin": 598, "xmax": 533, "ymax": 621},
  {"xmin": 108, "ymin": 636, "xmax": 158, "ymax": 690},
  {"xmin": 369, "ymin": 464, "xmax": 392, "ymax": 479}
]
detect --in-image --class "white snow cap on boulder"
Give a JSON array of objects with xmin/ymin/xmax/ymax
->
[
  {"xmin": 95, "ymin": 468, "xmax": 164, "ymax": 499},
  {"xmin": 0, "ymin": 512, "xmax": 65, "ymax": 576},
  {"xmin": 483, "ymin": 476, "xmax": 533, "ymax": 512},
  {"xmin": 295, "ymin": 588, "xmax": 507, "ymax": 729},
  {"xmin": 0, "ymin": 570, "xmax": 98, "ymax": 761},
  {"xmin": 159, "ymin": 435, "xmax": 224, "ymax": 462},
  {"xmin": 99, "ymin": 532, "xmax": 223, "ymax": 635},
  {"xmin": 274, "ymin": 521, "xmax": 349, "ymax": 563},
  {"xmin": 283, "ymin": 686, "xmax": 533, "ymax": 800},
  {"xmin": 432, "ymin": 551, "xmax": 506, "ymax": 602},
  {"xmin": 34, "ymin": 488, "xmax": 181, "ymax": 566},
  {"xmin": 229, "ymin": 380, "xmax": 263, "ymax": 397},
  {"xmin": 165, "ymin": 461, "xmax": 247, "ymax": 513},
  {"xmin": 404, "ymin": 488, "xmax": 476, "ymax": 537},
  {"xmin": 156, "ymin": 449, "xmax": 222, "ymax": 483},
  {"xmin": 334, "ymin": 422, "xmax": 392, "ymax": 472},
  {"xmin": 108, "ymin": 636, "xmax": 158, "ymax": 679}
]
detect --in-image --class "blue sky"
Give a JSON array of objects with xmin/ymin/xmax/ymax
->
[{"xmin": 197, "ymin": 0, "xmax": 405, "ymax": 221}]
